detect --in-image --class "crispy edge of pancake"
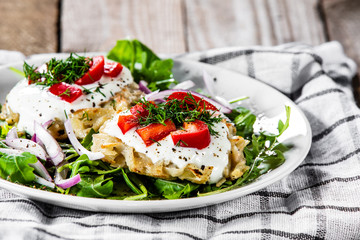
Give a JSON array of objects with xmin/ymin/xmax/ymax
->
[
  {"xmin": 91, "ymin": 121, "xmax": 249, "ymax": 185},
  {"xmin": 1, "ymin": 82, "xmax": 143, "ymax": 140}
]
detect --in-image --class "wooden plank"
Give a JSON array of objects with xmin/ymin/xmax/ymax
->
[
  {"xmin": 322, "ymin": 0, "xmax": 360, "ymax": 68},
  {"xmin": 321, "ymin": 0, "xmax": 360, "ymax": 104},
  {"xmin": 185, "ymin": 0, "xmax": 326, "ymax": 51},
  {"xmin": 61, "ymin": 0, "xmax": 186, "ymax": 54},
  {"xmin": 0, "ymin": 0, "xmax": 59, "ymax": 55}
]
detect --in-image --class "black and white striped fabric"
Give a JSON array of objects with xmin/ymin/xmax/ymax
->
[{"xmin": 1, "ymin": 41, "xmax": 360, "ymax": 240}]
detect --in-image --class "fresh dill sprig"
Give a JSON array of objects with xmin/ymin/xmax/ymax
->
[
  {"xmin": 80, "ymin": 111, "xmax": 89, "ymax": 121},
  {"xmin": 24, "ymin": 53, "xmax": 91, "ymax": 86},
  {"xmin": 176, "ymin": 140, "xmax": 188, "ymax": 147},
  {"xmin": 94, "ymin": 83, "xmax": 107, "ymax": 97},
  {"xmin": 58, "ymin": 88, "xmax": 71, "ymax": 97},
  {"xmin": 137, "ymin": 93, "xmax": 222, "ymax": 135},
  {"xmin": 80, "ymin": 83, "xmax": 107, "ymax": 97}
]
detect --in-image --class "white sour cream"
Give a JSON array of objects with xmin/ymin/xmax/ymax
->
[
  {"xmin": 102, "ymin": 111, "xmax": 232, "ymax": 183},
  {"xmin": 6, "ymin": 66, "xmax": 133, "ymax": 135}
]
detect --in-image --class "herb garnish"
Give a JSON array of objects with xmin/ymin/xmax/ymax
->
[
  {"xmin": 136, "ymin": 93, "xmax": 222, "ymax": 135},
  {"xmin": 58, "ymin": 88, "xmax": 71, "ymax": 97},
  {"xmin": 24, "ymin": 53, "xmax": 91, "ymax": 86},
  {"xmin": 80, "ymin": 111, "xmax": 90, "ymax": 121},
  {"xmin": 80, "ymin": 83, "xmax": 107, "ymax": 97}
]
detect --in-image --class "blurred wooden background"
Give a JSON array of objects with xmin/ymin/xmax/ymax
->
[{"xmin": 1, "ymin": 0, "xmax": 360, "ymax": 97}]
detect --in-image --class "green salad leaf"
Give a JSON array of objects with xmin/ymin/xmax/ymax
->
[
  {"xmin": 226, "ymin": 107, "xmax": 257, "ymax": 139},
  {"xmin": 153, "ymin": 179, "xmax": 199, "ymax": 199},
  {"xmin": 198, "ymin": 106, "xmax": 292, "ymax": 197},
  {"xmin": 81, "ymin": 128, "xmax": 96, "ymax": 150},
  {"xmin": 0, "ymin": 152, "xmax": 37, "ymax": 184},
  {"xmin": 120, "ymin": 169, "xmax": 148, "ymax": 200},
  {"xmin": 73, "ymin": 174, "xmax": 113, "ymax": 198},
  {"xmin": 242, "ymin": 106, "xmax": 291, "ymax": 180},
  {"xmin": 107, "ymin": 39, "xmax": 176, "ymax": 90}
]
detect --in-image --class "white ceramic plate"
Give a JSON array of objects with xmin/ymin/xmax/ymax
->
[{"xmin": 0, "ymin": 54, "xmax": 311, "ymax": 213}]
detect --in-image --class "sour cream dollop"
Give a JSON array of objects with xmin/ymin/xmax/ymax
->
[
  {"xmin": 6, "ymin": 65, "xmax": 133, "ymax": 135},
  {"xmin": 102, "ymin": 111, "xmax": 232, "ymax": 184}
]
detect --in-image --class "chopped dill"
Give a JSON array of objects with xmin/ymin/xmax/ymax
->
[
  {"xmin": 94, "ymin": 83, "xmax": 107, "ymax": 97},
  {"xmin": 81, "ymin": 86, "xmax": 92, "ymax": 95},
  {"xmin": 58, "ymin": 88, "xmax": 71, "ymax": 97},
  {"xmin": 137, "ymin": 93, "xmax": 222, "ymax": 135},
  {"xmin": 81, "ymin": 83, "xmax": 108, "ymax": 97},
  {"xmin": 110, "ymin": 99, "xmax": 116, "ymax": 109},
  {"xmin": 24, "ymin": 53, "xmax": 91, "ymax": 86},
  {"xmin": 150, "ymin": 138, "xmax": 161, "ymax": 146},
  {"xmin": 80, "ymin": 111, "xmax": 89, "ymax": 121},
  {"xmin": 176, "ymin": 139, "xmax": 188, "ymax": 147}
]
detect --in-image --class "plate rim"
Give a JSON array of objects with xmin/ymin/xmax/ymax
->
[{"xmin": 0, "ymin": 54, "xmax": 312, "ymax": 213}]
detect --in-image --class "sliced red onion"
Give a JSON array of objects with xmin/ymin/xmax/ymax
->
[
  {"xmin": 203, "ymin": 70, "xmax": 216, "ymax": 96},
  {"xmin": 145, "ymin": 89, "xmax": 232, "ymax": 114},
  {"xmin": 55, "ymin": 161, "xmax": 69, "ymax": 180},
  {"xmin": 139, "ymin": 80, "xmax": 152, "ymax": 94},
  {"xmin": 34, "ymin": 121, "xmax": 64, "ymax": 166},
  {"xmin": 145, "ymin": 90, "xmax": 165, "ymax": 103},
  {"xmin": 5, "ymin": 126, "xmax": 47, "ymax": 159},
  {"xmin": 64, "ymin": 119, "xmax": 104, "ymax": 160},
  {"xmin": 42, "ymin": 120, "xmax": 54, "ymax": 129},
  {"xmin": 31, "ymin": 133, "xmax": 44, "ymax": 148},
  {"xmin": 55, "ymin": 173, "xmax": 81, "ymax": 189},
  {"xmin": 34, "ymin": 175, "xmax": 55, "ymax": 189},
  {"xmin": 6, "ymin": 127, "xmax": 18, "ymax": 141},
  {"xmin": 54, "ymin": 162, "xmax": 69, "ymax": 187},
  {"xmin": 29, "ymin": 161, "xmax": 52, "ymax": 181},
  {"xmin": 5, "ymin": 138, "xmax": 48, "ymax": 160},
  {"xmin": 172, "ymin": 80, "xmax": 195, "ymax": 90},
  {"xmin": 215, "ymin": 96, "xmax": 231, "ymax": 109},
  {"xmin": 0, "ymin": 148, "xmax": 24, "ymax": 155},
  {"xmin": 30, "ymin": 133, "xmax": 37, "ymax": 142}
]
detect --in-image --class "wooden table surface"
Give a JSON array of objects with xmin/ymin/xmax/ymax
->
[{"xmin": 1, "ymin": 0, "xmax": 360, "ymax": 100}]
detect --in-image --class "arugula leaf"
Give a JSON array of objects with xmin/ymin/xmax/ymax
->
[
  {"xmin": 73, "ymin": 174, "xmax": 113, "ymax": 198},
  {"xmin": 199, "ymin": 106, "xmax": 292, "ymax": 197},
  {"xmin": 121, "ymin": 169, "xmax": 148, "ymax": 200},
  {"xmin": 81, "ymin": 128, "xmax": 96, "ymax": 150},
  {"xmin": 0, "ymin": 152, "xmax": 37, "ymax": 183},
  {"xmin": 60, "ymin": 154, "xmax": 100, "ymax": 176},
  {"xmin": 277, "ymin": 105, "xmax": 291, "ymax": 136},
  {"xmin": 243, "ymin": 106, "xmax": 291, "ymax": 176},
  {"xmin": 257, "ymin": 150, "xmax": 286, "ymax": 174},
  {"xmin": 107, "ymin": 39, "xmax": 176, "ymax": 90},
  {"xmin": 198, "ymin": 180, "xmax": 232, "ymax": 194},
  {"xmin": 153, "ymin": 179, "xmax": 199, "ymax": 199},
  {"xmin": 121, "ymin": 168, "xmax": 142, "ymax": 194},
  {"xmin": 226, "ymin": 107, "xmax": 256, "ymax": 139}
]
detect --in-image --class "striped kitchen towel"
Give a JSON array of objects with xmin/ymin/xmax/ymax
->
[{"xmin": 0, "ymin": 41, "xmax": 359, "ymax": 240}]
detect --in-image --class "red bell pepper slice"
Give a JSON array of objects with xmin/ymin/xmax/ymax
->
[
  {"xmin": 136, "ymin": 119, "xmax": 176, "ymax": 146},
  {"xmin": 167, "ymin": 92, "xmax": 218, "ymax": 111},
  {"xmin": 171, "ymin": 120, "xmax": 211, "ymax": 149},
  {"xmin": 117, "ymin": 103, "xmax": 152, "ymax": 134},
  {"xmin": 74, "ymin": 56, "xmax": 104, "ymax": 85},
  {"xmin": 117, "ymin": 114, "xmax": 139, "ymax": 134},
  {"xmin": 48, "ymin": 82, "xmax": 83, "ymax": 103},
  {"xmin": 130, "ymin": 103, "xmax": 149, "ymax": 118},
  {"xmin": 104, "ymin": 62, "xmax": 123, "ymax": 77}
]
